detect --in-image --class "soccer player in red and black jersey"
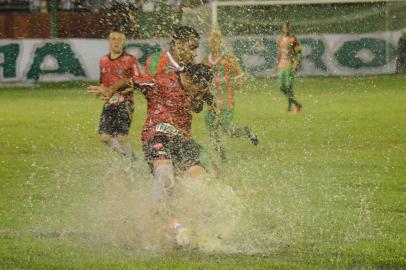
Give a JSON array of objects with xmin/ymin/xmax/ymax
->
[
  {"xmin": 97, "ymin": 30, "xmax": 142, "ymax": 160},
  {"xmin": 88, "ymin": 64, "xmax": 215, "ymax": 201},
  {"xmin": 145, "ymin": 26, "xmax": 226, "ymax": 168}
]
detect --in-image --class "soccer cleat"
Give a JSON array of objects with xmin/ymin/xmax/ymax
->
[
  {"xmin": 244, "ymin": 127, "xmax": 259, "ymax": 146},
  {"xmin": 175, "ymin": 223, "xmax": 190, "ymax": 247},
  {"xmin": 293, "ymin": 105, "xmax": 302, "ymax": 113},
  {"xmin": 170, "ymin": 222, "xmax": 192, "ymax": 249}
]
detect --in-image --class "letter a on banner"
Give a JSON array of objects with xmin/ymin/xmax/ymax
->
[{"xmin": 26, "ymin": 42, "xmax": 86, "ymax": 81}]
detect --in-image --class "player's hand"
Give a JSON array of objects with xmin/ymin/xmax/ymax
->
[
  {"xmin": 87, "ymin": 85, "xmax": 108, "ymax": 97},
  {"xmin": 120, "ymin": 87, "xmax": 134, "ymax": 96}
]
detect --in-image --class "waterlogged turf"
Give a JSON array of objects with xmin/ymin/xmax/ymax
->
[{"xmin": 0, "ymin": 75, "xmax": 405, "ymax": 269}]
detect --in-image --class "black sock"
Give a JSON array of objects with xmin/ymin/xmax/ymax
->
[
  {"xmin": 289, "ymin": 96, "xmax": 301, "ymax": 109},
  {"xmin": 287, "ymin": 87, "xmax": 301, "ymax": 111},
  {"xmin": 288, "ymin": 98, "xmax": 293, "ymax": 111}
]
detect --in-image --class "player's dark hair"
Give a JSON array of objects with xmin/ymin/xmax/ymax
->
[
  {"xmin": 172, "ymin": 26, "xmax": 200, "ymax": 41},
  {"xmin": 186, "ymin": 64, "xmax": 213, "ymax": 87}
]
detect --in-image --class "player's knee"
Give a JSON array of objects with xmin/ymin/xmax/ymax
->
[
  {"xmin": 154, "ymin": 163, "xmax": 173, "ymax": 181},
  {"xmin": 115, "ymin": 134, "xmax": 128, "ymax": 144},
  {"xmin": 153, "ymin": 162, "xmax": 174, "ymax": 200},
  {"xmin": 99, "ymin": 133, "xmax": 111, "ymax": 144}
]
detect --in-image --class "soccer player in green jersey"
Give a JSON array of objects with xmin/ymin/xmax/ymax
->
[
  {"xmin": 276, "ymin": 22, "xmax": 303, "ymax": 113},
  {"xmin": 204, "ymin": 28, "xmax": 259, "ymax": 161}
]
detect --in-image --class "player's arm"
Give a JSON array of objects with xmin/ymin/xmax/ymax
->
[
  {"xmin": 229, "ymin": 55, "xmax": 245, "ymax": 90},
  {"xmin": 203, "ymin": 91, "xmax": 226, "ymax": 161},
  {"xmin": 87, "ymin": 78, "xmax": 132, "ymax": 97},
  {"xmin": 202, "ymin": 91, "xmax": 221, "ymax": 130},
  {"xmin": 91, "ymin": 58, "xmax": 105, "ymax": 97},
  {"xmin": 119, "ymin": 57, "xmax": 144, "ymax": 95},
  {"xmin": 131, "ymin": 57, "xmax": 143, "ymax": 78},
  {"xmin": 230, "ymin": 55, "xmax": 242, "ymax": 78},
  {"xmin": 292, "ymin": 37, "xmax": 302, "ymax": 72},
  {"xmin": 145, "ymin": 55, "xmax": 152, "ymax": 76},
  {"xmin": 273, "ymin": 38, "xmax": 281, "ymax": 74},
  {"xmin": 99, "ymin": 59, "xmax": 103, "ymax": 84}
]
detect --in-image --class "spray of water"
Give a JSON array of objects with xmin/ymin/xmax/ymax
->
[{"xmin": 23, "ymin": 141, "xmax": 377, "ymax": 258}]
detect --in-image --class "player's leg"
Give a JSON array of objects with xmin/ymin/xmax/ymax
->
[
  {"xmin": 286, "ymin": 68, "xmax": 302, "ymax": 113},
  {"xmin": 144, "ymin": 135, "xmax": 175, "ymax": 202},
  {"xmin": 204, "ymin": 110, "xmax": 227, "ymax": 163},
  {"xmin": 166, "ymin": 136, "xmax": 208, "ymax": 248},
  {"xmin": 152, "ymin": 159, "xmax": 175, "ymax": 202},
  {"xmin": 197, "ymin": 144, "xmax": 221, "ymax": 176},
  {"xmin": 98, "ymin": 105, "xmax": 123, "ymax": 152},
  {"xmin": 116, "ymin": 101, "xmax": 138, "ymax": 160},
  {"xmin": 204, "ymin": 109, "xmax": 216, "ymax": 130},
  {"xmin": 279, "ymin": 68, "xmax": 291, "ymax": 111},
  {"xmin": 221, "ymin": 109, "xmax": 259, "ymax": 146},
  {"xmin": 173, "ymin": 136, "xmax": 206, "ymax": 180},
  {"xmin": 115, "ymin": 134, "xmax": 135, "ymax": 160},
  {"xmin": 147, "ymin": 149, "xmax": 179, "ymax": 248}
]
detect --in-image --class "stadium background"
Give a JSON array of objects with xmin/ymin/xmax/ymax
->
[
  {"xmin": 1, "ymin": 0, "xmax": 406, "ymax": 83},
  {"xmin": 1, "ymin": 1, "xmax": 405, "ymax": 269}
]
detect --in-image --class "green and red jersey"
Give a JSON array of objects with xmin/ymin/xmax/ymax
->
[
  {"xmin": 145, "ymin": 51, "xmax": 184, "ymax": 76},
  {"xmin": 277, "ymin": 34, "xmax": 302, "ymax": 69},
  {"xmin": 204, "ymin": 52, "xmax": 242, "ymax": 110}
]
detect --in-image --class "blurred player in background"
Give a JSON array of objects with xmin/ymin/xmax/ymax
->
[
  {"xmin": 276, "ymin": 21, "xmax": 303, "ymax": 113},
  {"xmin": 204, "ymin": 27, "xmax": 259, "ymax": 162},
  {"xmin": 96, "ymin": 30, "xmax": 142, "ymax": 160}
]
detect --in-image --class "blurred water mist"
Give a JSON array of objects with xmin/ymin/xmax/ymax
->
[
  {"xmin": 80, "ymin": 159, "xmax": 246, "ymax": 253},
  {"xmin": 26, "ymin": 150, "xmax": 376, "ymax": 255}
]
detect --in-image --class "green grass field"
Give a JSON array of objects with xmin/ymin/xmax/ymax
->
[{"xmin": 0, "ymin": 75, "xmax": 405, "ymax": 269}]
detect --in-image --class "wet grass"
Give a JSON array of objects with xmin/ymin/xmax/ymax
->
[{"xmin": 0, "ymin": 75, "xmax": 405, "ymax": 269}]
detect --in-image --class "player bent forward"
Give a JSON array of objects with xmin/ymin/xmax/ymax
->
[{"xmin": 88, "ymin": 64, "xmax": 215, "ymax": 201}]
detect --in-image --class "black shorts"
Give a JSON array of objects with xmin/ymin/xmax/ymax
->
[
  {"xmin": 143, "ymin": 135, "xmax": 202, "ymax": 173},
  {"xmin": 98, "ymin": 101, "xmax": 134, "ymax": 136}
]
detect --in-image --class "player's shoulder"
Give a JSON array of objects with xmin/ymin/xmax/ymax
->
[
  {"xmin": 99, "ymin": 54, "xmax": 110, "ymax": 63},
  {"xmin": 224, "ymin": 52, "xmax": 237, "ymax": 61},
  {"xmin": 290, "ymin": 35, "xmax": 299, "ymax": 42}
]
